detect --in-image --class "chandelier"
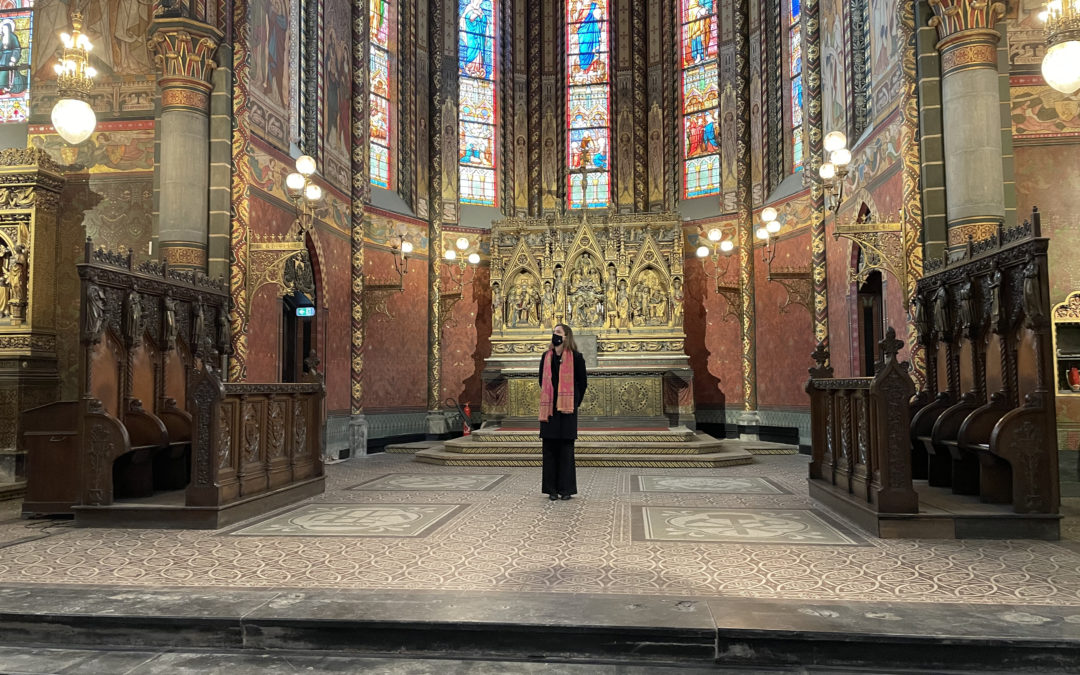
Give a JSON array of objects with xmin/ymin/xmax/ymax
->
[
  {"xmin": 50, "ymin": 12, "xmax": 98, "ymax": 145},
  {"xmin": 1042, "ymin": 0, "xmax": 1080, "ymax": 94}
]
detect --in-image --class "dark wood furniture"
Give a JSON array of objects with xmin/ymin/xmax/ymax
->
[
  {"xmin": 808, "ymin": 209, "xmax": 1060, "ymax": 539},
  {"xmin": 20, "ymin": 242, "xmax": 324, "ymax": 528}
]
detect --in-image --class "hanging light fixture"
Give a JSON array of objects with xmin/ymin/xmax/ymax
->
[
  {"xmin": 1042, "ymin": 0, "xmax": 1080, "ymax": 94},
  {"xmin": 50, "ymin": 13, "xmax": 97, "ymax": 145}
]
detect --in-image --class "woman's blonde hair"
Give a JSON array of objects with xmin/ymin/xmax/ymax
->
[{"xmin": 553, "ymin": 323, "xmax": 577, "ymax": 352}]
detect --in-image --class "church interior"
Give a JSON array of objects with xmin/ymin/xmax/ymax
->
[{"xmin": 0, "ymin": 0, "xmax": 1079, "ymax": 671}]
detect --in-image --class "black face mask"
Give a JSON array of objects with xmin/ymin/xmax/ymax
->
[{"xmin": 551, "ymin": 334, "xmax": 564, "ymax": 346}]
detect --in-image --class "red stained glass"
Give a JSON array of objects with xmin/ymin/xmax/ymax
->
[
  {"xmin": 566, "ymin": 0, "xmax": 610, "ymax": 209},
  {"xmin": 679, "ymin": 0, "xmax": 719, "ymax": 199}
]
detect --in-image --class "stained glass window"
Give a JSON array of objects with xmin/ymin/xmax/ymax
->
[
  {"xmin": 458, "ymin": 0, "xmax": 497, "ymax": 206},
  {"xmin": 0, "ymin": 1, "xmax": 32, "ymax": 124},
  {"xmin": 566, "ymin": 0, "xmax": 610, "ymax": 209},
  {"xmin": 680, "ymin": 0, "xmax": 719, "ymax": 199},
  {"xmin": 789, "ymin": 0, "xmax": 803, "ymax": 171},
  {"xmin": 369, "ymin": 0, "xmax": 391, "ymax": 188}
]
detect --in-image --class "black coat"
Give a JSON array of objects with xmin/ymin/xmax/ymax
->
[{"xmin": 538, "ymin": 349, "xmax": 588, "ymax": 440}]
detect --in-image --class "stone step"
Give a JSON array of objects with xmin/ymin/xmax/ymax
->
[
  {"xmin": 413, "ymin": 449, "xmax": 754, "ymax": 468},
  {"xmin": 384, "ymin": 441, "xmax": 442, "ymax": 454},
  {"xmin": 0, "ymin": 481, "xmax": 26, "ymax": 502},
  {"xmin": 442, "ymin": 438, "xmax": 728, "ymax": 455},
  {"xmin": 470, "ymin": 426, "xmax": 699, "ymax": 443}
]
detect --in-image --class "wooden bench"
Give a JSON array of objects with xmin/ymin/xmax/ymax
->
[
  {"xmin": 20, "ymin": 242, "xmax": 325, "ymax": 527},
  {"xmin": 909, "ymin": 209, "xmax": 1059, "ymax": 515}
]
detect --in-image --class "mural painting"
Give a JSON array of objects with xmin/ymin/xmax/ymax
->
[
  {"xmin": 246, "ymin": 0, "xmax": 293, "ymax": 149},
  {"xmin": 323, "ymin": 0, "xmax": 352, "ymax": 190}
]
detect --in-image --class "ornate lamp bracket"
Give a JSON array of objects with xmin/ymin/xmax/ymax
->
[
  {"xmin": 767, "ymin": 266, "xmax": 814, "ymax": 315},
  {"xmin": 832, "ymin": 216, "xmax": 910, "ymax": 310}
]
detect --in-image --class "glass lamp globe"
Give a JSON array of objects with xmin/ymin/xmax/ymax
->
[
  {"xmin": 761, "ymin": 207, "xmax": 778, "ymax": 223},
  {"xmin": 830, "ymin": 148, "xmax": 852, "ymax": 168},
  {"xmin": 456, "ymin": 237, "xmax": 470, "ymax": 250},
  {"xmin": 468, "ymin": 253, "xmax": 481, "ymax": 265},
  {"xmin": 818, "ymin": 162, "xmax": 836, "ymax": 181},
  {"xmin": 51, "ymin": 98, "xmax": 96, "ymax": 145},
  {"xmin": 755, "ymin": 227, "xmax": 769, "ymax": 240},
  {"xmin": 401, "ymin": 240, "xmax": 414, "ymax": 254},
  {"xmin": 707, "ymin": 228, "xmax": 722, "ymax": 242},
  {"xmin": 304, "ymin": 183, "xmax": 323, "ymax": 202},
  {"xmin": 695, "ymin": 245, "xmax": 710, "ymax": 258},
  {"xmin": 285, "ymin": 172, "xmax": 306, "ymax": 191},
  {"xmin": 444, "ymin": 249, "xmax": 457, "ymax": 260},
  {"xmin": 766, "ymin": 219, "xmax": 781, "ymax": 234},
  {"xmin": 719, "ymin": 239, "xmax": 735, "ymax": 253},
  {"xmin": 1042, "ymin": 40, "xmax": 1080, "ymax": 94},
  {"xmin": 823, "ymin": 131, "xmax": 847, "ymax": 153},
  {"xmin": 295, "ymin": 155, "xmax": 317, "ymax": 176}
]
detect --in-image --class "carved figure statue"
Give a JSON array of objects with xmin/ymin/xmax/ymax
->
[
  {"xmin": 541, "ymin": 280, "xmax": 554, "ymax": 327},
  {"xmin": 0, "ymin": 247, "xmax": 10, "ymax": 318},
  {"xmin": 957, "ymin": 281, "xmax": 973, "ymax": 334},
  {"xmin": 932, "ymin": 285, "xmax": 950, "ymax": 338},
  {"xmin": 217, "ymin": 308, "xmax": 231, "ymax": 353},
  {"xmin": 605, "ymin": 271, "xmax": 617, "ymax": 326},
  {"xmin": 193, "ymin": 300, "xmax": 206, "ymax": 353},
  {"xmin": 553, "ymin": 267, "xmax": 565, "ymax": 318},
  {"xmin": 671, "ymin": 277, "xmax": 684, "ymax": 327},
  {"xmin": 163, "ymin": 295, "xmax": 178, "ymax": 351},
  {"xmin": 911, "ymin": 293, "xmax": 929, "ymax": 340},
  {"xmin": 491, "ymin": 283, "xmax": 503, "ymax": 329},
  {"xmin": 616, "ymin": 278, "xmax": 629, "ymax": 322},
  {"xmin": 0, "ymin": 243, "xmax": 26, "ymax": 319},
  {"xmin": 123, "ymin": 286, "xmax": 142, "ymax": 345},
  {"xmin": 85, "ymin": 283, "xmax": 107, "ymax": 342},
  {"xmin": 988, "ymin": 268, "xmax": 1003, "ymax": 331},
  {"xmin": 1023, "ymin": 256, "xmax": 1045, "ymax": 325}
]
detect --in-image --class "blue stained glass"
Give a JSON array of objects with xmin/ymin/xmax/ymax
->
[
  {"xmin": 458, "ymin": 0, "xmax": 498, "ymax": 205},
  {"xmin": 790, "ymin": 0, "xmax": 800, "ymax": 24}
]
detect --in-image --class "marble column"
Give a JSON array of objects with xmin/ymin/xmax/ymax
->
[
  {"xmin": 929, "ymin": 0, "xmax": 1007, "ymax": 251},
  {"xmin": 0, "ymin": 149, "xmax": 64, "ymax": 484},
  {"xmin": 149, "ymin": 18, "xmax": 223, "ymax": 271}
]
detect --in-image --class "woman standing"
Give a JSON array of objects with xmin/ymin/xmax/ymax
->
[{"xmin": 539, "ymin": 323, "xmax": 588, "ymax": 500}]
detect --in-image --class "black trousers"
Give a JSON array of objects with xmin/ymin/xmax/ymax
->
[{"xmin": 541, "ymin": 438, "xmax": 577, "ymax": 496}]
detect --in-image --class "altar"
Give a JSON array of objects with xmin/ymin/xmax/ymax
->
[{"xmin": 479, "ymin": 210, "xmax": 695, "ymax": 430}]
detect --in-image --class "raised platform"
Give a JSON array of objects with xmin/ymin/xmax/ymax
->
[
  {"xmin": 412, "ymin": 426, "xmax": 796, "ymax": 467},
  {"xmin": 67, "ymin": 476, "xmax": 325, "ymax": 529},
  {"xmin": 0, "ymin": 481, "xmax": 25, "ymax": 502},
  {"xmin": 810, "ymin": 478, "xmax": 1063, "ymax": 540},
  {"xmin": 2, "ymin": 584, "xmax": 1077, "ymax": 672}
]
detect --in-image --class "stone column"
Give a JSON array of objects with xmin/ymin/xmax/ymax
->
[
  {"xmin": 928, "ymin": 0, "xmax": 1007, "ymax": 251},
  {"xmin": 0, "ymin": 149, "xmax": 64, "ymax": 485},
  {"xmin": 149, "ymin": 18, "xmax": 223, "ymax": 271}
]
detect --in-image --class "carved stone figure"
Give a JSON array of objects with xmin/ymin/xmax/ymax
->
[
  {"xmin": 123, "ymin": 286, "xmax": 142, "ymax": 345},
  {"xmin": 957, "ymin": 281, "xmax": 973, "ymax": 336},
  {"xmin": 541, "ymin": 280, "xmax": 554, "ymax": 327},
  {"xmin": 85, "ymin": 283, "xmax": 107, "ymax": 343},
  {"xmin": 1, "ymin": 243, "xmax": 26, "ymax": 320},
  {"xmin": 217, "ymin": 308, "xmax": 231, "ymax": 354},
  {"xmin": 605, "ymin": 272, "xmax": 617, "ymax": 326},
  {"xmin": 911, "ymin": 293, "xmax": 929, "ymax": 341},
  {"xmin": 671, "ymin": 277, "xmax": 684, "ymax": 327},
  {"xmin": 491, "ymin": 282, "xmax": 503, "ymax": 329},
  {"xmin": 616, "ymin": 278, "xmax": 629, "ymax": 322},
  {"xmin": 163, "ymin": 295, "xmax": 178, "ymax": 351}
]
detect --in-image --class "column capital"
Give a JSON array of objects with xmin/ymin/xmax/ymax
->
[
  {"xmin": 149, "ymin": 17, "xmax": 224, "ymax": 110},
  {"xmin": 928, "ymin": 0, "xmax": 1006, "ymax": 44}
]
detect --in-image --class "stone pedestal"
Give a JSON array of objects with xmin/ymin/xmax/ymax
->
[
  {"xmin": 736, "ymin": 410, "xmax": 762, "ymax": 441},
  {"xmin": 149, "ymin": 18, "xmax": 223, "ymax": 270},
  {"xmin": 0, "ymin": 149, "xmax": 65, "ymax": 484},
  {"xmin": 348, "ymin": 414, "xmax": 369, "ymax": 458}
]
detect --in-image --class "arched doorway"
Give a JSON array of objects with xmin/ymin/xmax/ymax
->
[{"xmin": 281, "ymin": 241, "xmax": 319, "ymax": 383}]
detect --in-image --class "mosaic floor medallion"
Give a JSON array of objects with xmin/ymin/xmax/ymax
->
[
  {"xmin": 631, "ymin": 475, "xmax": 785, "ymax": 494},
  {"xmin": 350, "ymin": 473, "xmax": 508, "ymax": 491},
  {"xmin": 633, "ymin": 507, "xmax": 864, "ymax": 545},
  {"xmin": 229, "ymin": 503, "xmax": 466, "ymax": 538}
]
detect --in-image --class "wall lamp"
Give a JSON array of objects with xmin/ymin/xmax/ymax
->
[{"xmin": 818, "ymin": 131, "xmax": 852, "ymax": 213}]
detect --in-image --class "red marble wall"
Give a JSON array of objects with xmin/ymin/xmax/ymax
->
[
  {"xmin": 362, "ymin": 246, "xmax": 430, "ymax": 411},
  {"xmin": 239, "ymin": 194, "xmax": 294, "ymax": 383},
  {"xmin": 440, "ymin": 265, "xmax": 492, "ymax": 410},
  {"xmin": 754, "ymin": 230, "xmax": 817, "ymax": 409},
  {"xmin": 683, "ymin": 245, "xmax": 742, "ymax": 411},
  {"xmin": 313, "ymin": 228, "xmax": 352, "ymax": 413}
]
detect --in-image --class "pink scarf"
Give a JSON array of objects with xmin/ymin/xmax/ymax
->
[{"xmin": 539, "ymin": 348, "xmax": 575, "ymax": 421}]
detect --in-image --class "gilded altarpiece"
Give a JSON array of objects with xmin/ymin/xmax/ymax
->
[
  {"xmin": 482, "ymin": 212, "xmax": 694, "ymax": 428},
  {"xmin": 0, "ymin": 149, "xmax": 64, "ymax": 483}
]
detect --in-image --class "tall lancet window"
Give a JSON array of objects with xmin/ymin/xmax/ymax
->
[
  {"xmin": 566, "ymin": 0, "xmax": 610, "ymax": 209},
  {"xmin": 369, "ymin": 0, "xmax": 392, "ymax": 188},
  {"xmin": 788, "ymin": 0, "xmax": 803, "ymax": 171},
  {"xmin": 458, "ymin": 0, "xmax": 497, "ymax": 206},
  {"xmin": 680, "ymin": 0, "xmax": 719, "ymax": 199},
  {"xmin": 0, "ymin": 1, "xmax": 32, "ymax": 124}
]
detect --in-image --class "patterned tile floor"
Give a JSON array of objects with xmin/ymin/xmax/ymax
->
[{"xmin": 0, "ymin": 454, "xmax": 1079, "ymax": 607}]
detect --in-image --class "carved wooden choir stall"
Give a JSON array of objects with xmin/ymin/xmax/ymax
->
[
  {"xmin": 20, "ymin": 242, "xmax": 325, "ymax": 528},
  {"xmin": 807, "ymin": 209, "xmax": 1061, "ymax": 539}
]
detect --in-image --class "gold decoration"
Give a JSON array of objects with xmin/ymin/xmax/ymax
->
[
  {"xmin": 149, "ymin": 18, "xmax": 224, "ymax": 88},
  {"xmin": 833, "ymin": 214, "xmax": 912, "ymax": 309}
]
